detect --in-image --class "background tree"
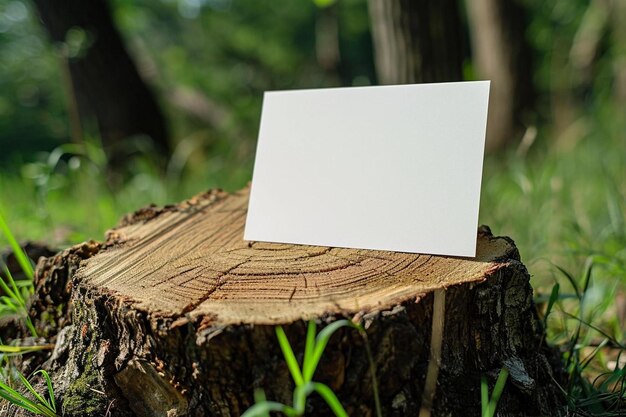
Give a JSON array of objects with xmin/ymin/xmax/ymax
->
[
  {"xmin": 32, "ymin": 0, "xmax": 170, "ymax": 169},
  {"xmin": 465, "ymin": 0, "xmax": 535, "ymax": 152},
  {"xmin": 367, "ymin": 0, "xmax": 535, "ymax": 151},
  {"xmin": 367, "ymin": 0, "xmax": 465, "ymax": 84}
]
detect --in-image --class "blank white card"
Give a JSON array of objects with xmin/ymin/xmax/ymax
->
[{"xmin": 244, "ymin": 81, "xmax": 490, "ymax": 257}]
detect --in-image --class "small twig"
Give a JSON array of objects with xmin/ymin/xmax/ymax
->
[
  {"xmin": 88, "ymin": 386, "xmax": 105, "ymax": 395},
  {"xmin": 105, "ymin": 399, "xmax": 116, "ymax": 417},
  {"xmin": 419, "ymin": 289, "xmax": 446, "ymax": 417}
]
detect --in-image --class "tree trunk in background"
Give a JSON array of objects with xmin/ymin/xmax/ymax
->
[
  {"xmin": 32, "ymin": 0, "xmax": 170, "ymax": 170},
  {"xmin": 465, "ymin": 0, "xmax": 535, "ymax": 152},
  {"xmin": 611, "ymin": 0, "xmax": 626, "ymax": 104},
  {"xmin": 315, "ymin": 4, "xmax": 341, "ymax": 85},
  {"xmin": 367, "ymin": 0, "xmax": 465, "ymax": 84}
]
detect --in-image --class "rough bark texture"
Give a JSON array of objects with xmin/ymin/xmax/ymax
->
[
  {"xmin": 367, "ymin": 0, "xmax": 465, "ymax": 84},
  {"xmin": 32, "ymin": 0, "xmax": 170, "ymax": 168},
  {"xmin": 5, "ymin": 188, "xmax": 564, "ymax": 416},
  {"xmin": 465, "ymin": 0, "xmax": 535, "ymax": 152}
]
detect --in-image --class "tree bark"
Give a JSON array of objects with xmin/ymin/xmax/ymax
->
[
  {"xmin": 367, "ymin": 0, "xmax": 535, "ymax": 152},
  {"xmin": 367, "ymin": 0, "xmax": 465, "ymax": 85},
  {"xmin": 613, "ymin": 0, "xmax": 626, "ymax": 104},
  {"xmin": 32, "ymin": 0, "xmax": 170, "ymax": 169},
  {"xmin": 465, "ymin": 0, "xmax": 535, "ymax": 152},
  {"xmin": 6, "ymin": 188, "xmax": 565, "ymax": 416}
]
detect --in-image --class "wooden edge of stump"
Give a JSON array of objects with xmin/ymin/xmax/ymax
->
[
  {"xmin": 8, "ymin": 187, "xmax": 565, "ymax": 417},
  {"xmin": 68, "ymin": 187, "xmax": 521, "ymax": 327}
]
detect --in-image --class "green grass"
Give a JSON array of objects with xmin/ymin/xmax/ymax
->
[
  {"xmin": 481, "ymin": 368, "xmax": 509, "ymax": 417},
  {"xmin": 0, "ymin": 137, "xmax": 252, "ymax": 245},
  {"xmin": 0, "ymin": 210, "xmax": 37, "ymax": 337},
  {"xmin": 0, "ymin": 369, "xmax": 57, "ymax": 417},
  {"xmin": 0, "ymin": 265, "xmax": 37, "ymax": 338},
  {"xmin": 242, "ymin": 320, "xmax": 381, "ymax": 417},
  {"xmin": 478, "ymin": 103, "xmax": 625, "ymax": 414},
  {"xmin": 0, "ymin": 344, "xmax": 54, "ymax": 356},
  {"xmin": 0, "ymin": 213, "xmax": 58, "ymax": 415},
  {"xmin": 0, "ymin": 212, "xmax": 34, "ymax": 280}
]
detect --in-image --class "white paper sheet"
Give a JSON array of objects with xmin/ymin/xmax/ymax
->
[{"xmin": 244, "ymin": 81, "xmax": 490, "ymax": 257}]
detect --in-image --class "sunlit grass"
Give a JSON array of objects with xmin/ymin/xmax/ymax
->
[
  {"xmin": 478, "ymin": 104, "xmax": 626, "ymax": 414},
  {"xmin": 481, "ymin": 368, "xmax": 509, "ymax": 417},
  {"xmin": 0, "ymin": 139, "xmax": 252, "ymax": 245},
  {"xmin": 242, "ymin": 320, "xmax": 381, "ymax": 417},
  {"xmin": 0, "ymin": 369, "xmax": 57, "ymax": 417},
  {"xmin": 0, "ymin": 218, "xmax": 58, "ymax": 415},
  {"xmin": 0, "ymin": 211, "xmax": 37, "ymax": 337}
]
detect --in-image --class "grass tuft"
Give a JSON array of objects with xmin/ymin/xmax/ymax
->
[
  {"xmin": 0, "ymin": 214, "xmax": 57, "ymax": 416},
  {"xmin": 0, "ymin": 264, "xmax": 37, "ymax": 338},
  {"xmin": 243, "ymin": 319, "xmax": 381, "ymax": 417},
  {"xmin": 0, "ymin": 210, "xmax": 34, "ymax": 280},
  {"xmin": 0, "ymin": 369, "xmax": 57, "ymax": 417}
]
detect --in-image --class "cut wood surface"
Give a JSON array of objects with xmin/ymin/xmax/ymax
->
[
  {"xmin": 6, "ymin": 187, "xmax": 564, "ymax": 417},
  {"xmin": 78, "ymin": 187, "xmax": 516, "ymax": 325}
]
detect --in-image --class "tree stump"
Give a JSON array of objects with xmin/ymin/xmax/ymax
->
[{"xmin": 21, "ymin": 188, "xmax": 563, "ymax": 417}]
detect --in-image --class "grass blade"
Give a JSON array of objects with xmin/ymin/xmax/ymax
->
[
  {"xmin": 18, "ymin": 372, "xmax": 49, "ymax": 409},
  {"xmin": 1, "ymin": 296, "xmax": 19, "ymax": 311},
  {"xmin": 579, "ymin": 257, "xmax": 594, "ymax": 297},
  {"xmin": 0, "ymin": 305, "xmax": 14, "ymax": 315},
  {"xmin": 0, "ymin": 379, "xmax": 41, "ymax": 414},
  {"xmin": 253, "ymin": 389, "xmax": 267, "ymax": 405},
  {"xmin": 0, "ymin": 264, "xmax": 38, "ymax": 337},
  {"xmin": 11, "ymin": 371, "xmax": 57, "ymax": 417},
  {"xmin": 293, "ymin": 382, "xmax": 315, "ymax": 413},
  {"xmin": 312, "ymin": 382, "xmax": 348, "ymax": 417},
  {"xmin": 0, "ymin": 210, "xmax": 34, "ymax": 280},
  {"xmin": 309, "ymin": 320, "xmax": 354, "ymax": 378},
  {"xmin": 24, "ymin": 316, "xmax": 38, "ymax": 339},
  {"xmin": 35, "ymin": 370, "xmax": 56, "ymax": 412},
  {"xmin": 481, "ymin": 376, "xmax": 489, "ymax": 417},
  {"xmin": 302, "ymin": 320, "xmax": 317, "ymax": 381},
  {"xmin": 0, "ymin": 344, "xmax": 54, "ymax": 355},
  {"xmin": 248, "ymin": 390, "xmax": 273, "ymax": 417},
  {"xmin": 275, "ymin": 326, "xmax": 304, "ymax": 386},
  {"xmin": 0, "ymin": 266, "xmax": 21, "ymax": 305},
  {"xmin": 560, "ymin": 311, "xmax": 625, "ymax": 349},
  {"xmin": 241, "ymin": 401, "xmax": 294, "ymax": 417},
  {"xmin": 244, "ymin": 320, "xmax": 379, "ymax": 417},
  {"xmin": 565, "ymin": 257, "xmax": 595, "ymax": 392},
  {"xmin": 553, "ymin": 264, "xmax": 580, "ymax": 299},
  {"xmin": 4, "ymin": 266, "xmax": 23, "ymax": 303},
  {"xmin": 544, "ymin": 282, "xmax": 560, "ymax": 325},
  {"xmin": 487, "ymin": 368, "xmax": 509, "ymax": 417},
  {"xmin": 579, "ymin": 338, "xmax": 609, "ymax": 372}
]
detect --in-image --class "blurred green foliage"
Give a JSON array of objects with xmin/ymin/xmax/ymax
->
[
  {"xmin": 0, "ymin": 0, "xmax": 67, "ymax": 162},
  {"xmin": 0, "ymin": 0, "xmax": 625, "ymax": 413},
  {"xmin": 0, "ymin": 0, "xmax": 375, "ymax": 172}
]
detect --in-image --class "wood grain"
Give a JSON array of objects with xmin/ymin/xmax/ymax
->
[{"xmin": 76, "ymin": 187, "xmax": 516, "ymax": 325}]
